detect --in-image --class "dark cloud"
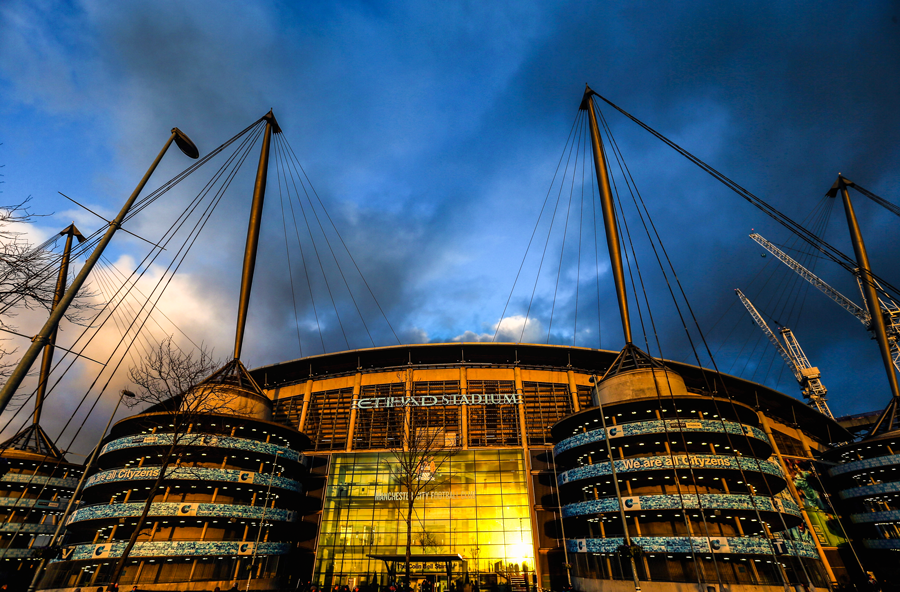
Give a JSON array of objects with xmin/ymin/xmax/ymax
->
[{"xmin": 1, "ymin": 0, "xmax": 899, "ymax": 447}]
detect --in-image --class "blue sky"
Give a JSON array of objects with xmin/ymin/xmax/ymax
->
[{"xmin": 2, "ymin": 1, "xmax": 900, "ymax": 448}]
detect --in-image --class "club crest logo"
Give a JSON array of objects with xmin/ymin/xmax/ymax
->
[
  {"xmin": 417, "ymin": 457, "xmax": 437, "ymax": 481},
  {"xmin": 238, "ymin": 542, "xmax": 255, "ymax": 555}
]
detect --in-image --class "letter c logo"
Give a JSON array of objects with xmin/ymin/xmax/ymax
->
[
  {"xmin": 710, "ymin": 540, "xmax": 721, "ymax": 550},
  {"xmin": 624, "ymin": 498, "xmax": 634, "ymax": 508},
  {"xmin": 609, "ymin": 428, "xmax": 618, "ymax": 436}
]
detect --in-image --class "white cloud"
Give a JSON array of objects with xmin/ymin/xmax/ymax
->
[{"xmin": 451, "ymin": 315, "xmax": 545, "ymax": 344}]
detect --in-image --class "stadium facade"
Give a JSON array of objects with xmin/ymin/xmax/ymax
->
[{"xmin": 250, "ymin": 342, "xmax": 852, "ymax": 592}]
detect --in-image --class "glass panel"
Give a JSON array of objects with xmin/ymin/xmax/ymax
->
[{"xmin": 313, "ymin": 450, "xmax": 535, "ymax": 587}]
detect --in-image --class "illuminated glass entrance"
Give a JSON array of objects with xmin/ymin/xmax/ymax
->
[{"xmin": 315, "ymin": 450, "xmax": 535, "ymax": 589}]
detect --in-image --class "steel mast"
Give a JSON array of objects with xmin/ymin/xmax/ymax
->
[
  {"xmin": 735, "ymin": 289, "xmax": 833, "ymax": 418},
  {"xmin": 33, "ymin": 224, "xmax": 85, "ymax": 425},
  {"xmin": 828, "ymin": 174, "xmax": 900, "ymax": 433},
  {"xmin": 583, "ymin": 85, "xmax": 632, "ymax": 344},
  {"xmin": 582, "ymin": 84, "xmax": 642, "ymax": 592},
  {"xmin": 233, "ymin": 110, "xmax": 280, "ymax": 361}
]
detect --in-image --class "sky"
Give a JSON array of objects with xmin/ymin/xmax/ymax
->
[{"xmin": 1, "ymin": 1, "xmax": 899, "ymax": 454}]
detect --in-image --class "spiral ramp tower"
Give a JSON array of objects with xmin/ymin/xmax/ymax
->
[
  {"xmin": 0, "ymin": 425, "xmax": 82, "ymax": 587},
  {"xmin": 39, "ymin": 361, "xmax": 310, "ymax": 591},
  {"xmin": 825, "ymin": 398, "xmax": 900, "ymax": 583},
  {"xmin": 551, "ymin": 345, "xmax": 824, "ymax": 592}
]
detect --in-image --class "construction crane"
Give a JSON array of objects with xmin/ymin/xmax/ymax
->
[
  {"xmin": 734, "ymin": 288, "xmax": 834, "ymax": 419},
  {"xmin": 750, "ymin": 232, "xmax": 900, "ymax": 373}
]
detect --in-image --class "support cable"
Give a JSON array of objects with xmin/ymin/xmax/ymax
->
[
  {"xmin": 273, "ymin": 136, "xmax": 326, "ymax": 353},
  {"xmin": 597, "ymin": 117, "xmax": 710, "ymax": 585},
  {"xmin": 274, "ymin": 135, "xmax": 349, "ymax": 350},
  {"xmin": 591, "ymin": 146, "xmax": 602, "ymax": 350},
  {"xmin": 0, "ymin": 122, "xmax": 265, "ymax": 444},
  {"xmin": 573, "ymin": 117, "xmax": 588, "ymax": 346},
  {"xmin": 547, "ymin": 114, "xmax": 584, "ymax": 343},
  {"xmin": 520, "ymin": 111, "xmax": 583, "ymax": 343},
  {"xmin": 273, "ymin": 136, "xmax": 305, "ymax": 357},
  {"xmin": 281, "ymin": 134, "xmax": 402, "ymax": 345},
  {"xmin": 596, "ymin": 104, "xmax": 788, "ymax": 587},
  {"xmin": 0, "ymin": 122, "xmax": 266, "ymax": 552},
  {"xmin": 852, "ymin": 183, "xmax": 900, "ymax": 219},
  {"xmin": 592, "ymin": 92, "xmax": 900, "ymax": 302},
  {"xmin": 493, "ymin": 110, "xmax": 582, "ymax": 342},
  {"xmin": 0, "ymin": 118, "xmax": 265, "ymax": 317},
  {"xmin": 597, "ymin": 100, "xmax": 845, "ymax": 588},
  {"xmin": 276, "ymin": 135, "xmax": 374, "ymax": 347},
  {"xmin": 100, "ymin": 255, "xmax": 203, "ymax": 352}
]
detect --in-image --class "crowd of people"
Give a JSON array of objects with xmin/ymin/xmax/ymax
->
[{"xmin": 297, "ymin": 578, "xmax": 505, "ymax": 592}]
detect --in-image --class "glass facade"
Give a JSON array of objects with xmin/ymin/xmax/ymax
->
[
  {"xmin": 315, "ymin": 450, "xmax": 535, "ymax": 589},
  {"xmin": 256, "ymin": 342, "xmax": 850, "ymax": 591}
]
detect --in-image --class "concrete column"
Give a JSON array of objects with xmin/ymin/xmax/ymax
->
[
  {"xmin": 515, "ymin": 367, "xmax": 528, "ymax": 449},
  {"xmin": 567, "ymin": 370, "xmax": 580, "ymax": 413},
  {"xmin": 346, "ymin": 372, "xmax": 363, "ymax": 452},
  {"xmin": 514, "ymin": 366, "xmax": 541, "ymax": 589},
  {"xmin": 404, "ymin": 368, "xmax": 413, "ymax": 450},
  {"xmin": 298, "ymin": 380, "xmax": 315, "ymax": 432},
  {"xmin": 460, "ymin": 367, "xmax": 469, "ymax": 450},
  {"xmin": 758, "ymin": 412, "xmax": 837, "ymax": 586}
]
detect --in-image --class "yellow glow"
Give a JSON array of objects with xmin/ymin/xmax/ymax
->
[{"xmin": 506, "ymin": 542, "xmax": 533, "ymax": 564}]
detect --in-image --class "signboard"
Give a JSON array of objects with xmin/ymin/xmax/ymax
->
[
  {"xmin": 782, "ymin": 458, "xmax": 847, "ymax": 547},
  {"xmin": 352, "ymin": 393, "xmax": 522, "ymax": 410},
  {"xmin": 238, "ymin": 542, "xmax": 255, "ymax": 555},
  {"xmin": 91, "ymin": 467, "xmax": 159, "ymax": 485},
  {"xmin": 618, "ymin": 455, "xmax": 732, "ymax": 470},
  {"xmin": 374, "ymin": 490, "xmax": 475, "ymax": 501},
  {"xmin": 621, "ymin": 497, "xmax": 641, "ymax": 510}
]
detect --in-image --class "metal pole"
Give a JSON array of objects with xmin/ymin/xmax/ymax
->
[
  {"xmin": 33, "ymin": 224, "xmax": 84, "ymax": 425},
  {"xmin": 234, "ymin": 111, "xmax": 279, "ymax": 360},
  {"xmin": 582, "ymin": 86, "xmax": 632, "ymax": 344},
  {"xmin": 592, "ymin": 377, "xmax": 641, "ymax": 592},
  {"xmin": 835, "ymin": 175, "xmax": 900, "ymax": 401},
  {"xmin": 26, "ymin": 390, "xmax": 134, "ymax": 592},
  {"xmin": 0, "ymin": 128, "xmax": 196, "ymax": 414},
  {"xmin": 550, "ymin": 446, "xmax": 572, "ymax": 587},
  {"xmin": 247, "ymin": 450, "xmax": 283, "ymax": 592}
]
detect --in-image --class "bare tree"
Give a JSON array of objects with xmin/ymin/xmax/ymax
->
[
  {"xmin": 385, "ymin": 370, "xmax": 461, "ymax": 587},
  {"xmin": 104, "ymin": 336, "xmax": 222, "ymax": 588},
  {"xmin": 1, "ymin": 199, "xmax": 53, "ymax": 310},
  {"xmin": 0, "ymin": 198, "xmax": 96, "ymax": 380}
]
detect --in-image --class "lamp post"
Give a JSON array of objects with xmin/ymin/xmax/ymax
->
[
  {"xmin": 589, "ymin": 375, "xmax": 641, "ymax": 592},
  {"xmin": 0, "ymin": 128, "xmax": 198, "ymax": 415},
  {"xmin": 247, "ymin": 449, "xmax": 283, "ymax": 592},
  {"xmin": 27, "ymin": 389, "xmax": 136, "ymax": 592}
]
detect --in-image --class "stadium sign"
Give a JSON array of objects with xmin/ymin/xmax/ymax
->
[{"xmin": 351, "ymin": 393, "xmax": 523, "ymax": 410}]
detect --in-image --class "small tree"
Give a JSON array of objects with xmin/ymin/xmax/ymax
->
[
  {"xmin": 386, "ymin": 370, "xmax": 461, "ymax": 587},
  {"xmin": 105, "ymin": 336, "xmax": 222, "ymax": 588}
]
